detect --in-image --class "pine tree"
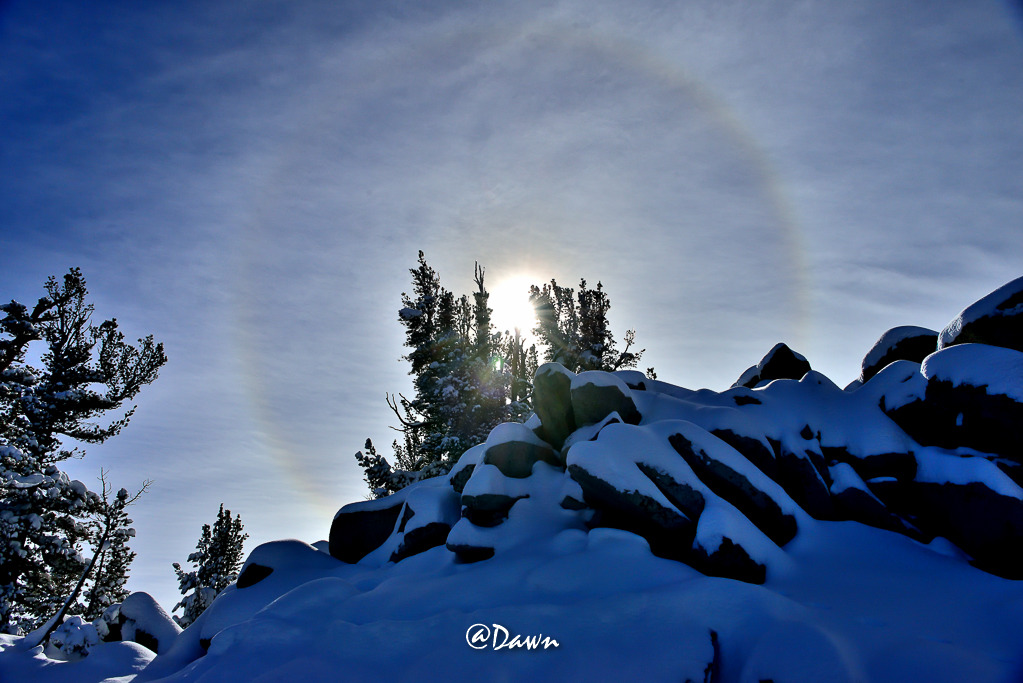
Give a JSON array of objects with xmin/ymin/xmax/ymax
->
[
  {"xmin": 172, "ymin": 504, "xmax": 247, "ymax": 628},
  {"xmin": 529, "ymin": 278, "xmax": 645, "ymax": 373},
  {"xmin": 356, "ymin": 253, "xmax": 528, "ymax": 497},
  {"xmin": 504, "ymin": 328, "xmax": 538, "ymax": 423},
  {"xmin": 28, "ymin": 471, "xmax": 148, "ymax": 647},
  {"xmin": 0, "ymin": 268, "xmax": 166, "ymax": 634},
  {"xmin": 83, "ymin": 473, "xmax": 145, "ymax": 621}
]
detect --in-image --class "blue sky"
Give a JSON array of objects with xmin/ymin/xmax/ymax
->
[{"xmin": 2, "ymin": 0, "xmax": 1022, "ymax": 611}]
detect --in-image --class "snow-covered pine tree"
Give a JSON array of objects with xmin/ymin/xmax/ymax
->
[
  {"xmin": 0, "ymin": 268, "xmax": 166, "ymax": 634},
  {"xmin": 529, "ymin": 278, "xmax": 645, "ymax": 373},
  {"xmin": 83, "ymin": 473, "xmax": 145, "ymax": 621},
  {"xmin": 28, "ymin": 472, "xmax": 148, "ymax": 648},
  {"xmin": 356, "ymin": 253, "xmax": 528, "ymax": 497},
  {"xmin": 172, "ymin": 504, "xmax": 247, "ymax": 628}
]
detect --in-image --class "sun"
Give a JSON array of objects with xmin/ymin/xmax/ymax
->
[{"xmin": 488, "ymin": 274, "xmax": 538, "ymax": 337}]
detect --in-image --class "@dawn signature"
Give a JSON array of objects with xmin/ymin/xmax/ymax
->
[{"xmin": 466, "ymin": 623, "xmax": 560, "ymax": 651}]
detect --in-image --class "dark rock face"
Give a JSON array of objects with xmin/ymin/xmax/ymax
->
[
  {"xmin": 737, "ymin": 343, "xmax": 811, "ymax": 388},
  {"xmin": 635, "ymin": 462, "xmax": 706, "ymax": 520},
  {"xmin": 329, "ymin": 497, "xmax": 404, "ymax": 563},
  {"xmin": 772, "ymin": 446, "xmax": 833, "ymax": 520},
  {"xmin": 446, "ymin": 543, "xmax": 495, "ymax": 563},
  {"xmin": 483, "ymin": 439, "xmax": 560, "ymax": 478},
  {"xmin": 884, "ymin": 480, "xmax": 1023, "ymax": 579},
  {"xmin": 461, "ymin": 493, "xmax": 527, "ymax": 527},
  {"xmin": 691, "ymin": 537, "xmax": 767, "ymax": 585},
  {"xmin": 668, "ymin": 433, "xmax": 797, "ymax": 546},
  {"xmin": 132, "ymin": 629, "xmax": 161, "ymax": 655},
  {"xmin": 236, "ymin": 563, "xmax": 274, "ymax": 588},
  {"xmin": 568, "ymin": 462, "xmax": 697, "ymax": 561},
  {"xmin": 449, "ymin": 457, "xmax": 478, "ymax": 494},
  {"xmin": 820, "ymin": 446, "xmax": 918, "ymax": 483},
  {"xmin": 532, "ymin": 363, "xmax": 577, "ymax": 449},
  {"xmin": 860, "ymin": 327, "xmax": 938, "ymax": 382},
  {"xmin": 830, "ymin": 485, "xmax": 921, "ymax": 539},
  {"xmin": 887, "ymin": 379, "xmax": 1023, "ymax": 461},
  {"xmin": 390, "ymin": 522, "xmax": 453, "ymax": 563},
  {"xmin": 945, "ymin": 311, "xmax": 1023, "ymax": 353},
  {"xmin": 570, "ymin": 373, "xmax": 642, "ymax": 427},
  {"xmin": 710, "ymin": 429, "xmax": 777, "ymax": 480}
]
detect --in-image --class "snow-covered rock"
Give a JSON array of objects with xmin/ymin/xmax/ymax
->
[
  {"xmin": 389, "ymin": 476, "xmax": 461, "ymax": 563},
  {"xmin": 531, "ymin": 362, "xmax": 577, "ymax": 449},
  {"xmin": 886, "ymin": 344, "xmax": 1023, "ymax": 460},
  {"xmin": 732, "ymin": 342, "xmax": 811, "ymax": 388},
  {"xmin": 938, "ymin": 274, "xmax": 1023, "ymax": 352},
  {"xmin": 134, "ymin": 540, "xmax": 343, "ymax": 681},
  {"xmin": 860, "ymin": 325, "xmax": 938, "ymax": 382},
  {"xmin": 117, "ymin": 592, "xmax": 180, "ymax": 654},
  {"xmin": 481, "ymin": 422, "xmax": 560, "ymax": 478},
  {"xmin": 49, "ymin": 616, "xmax": 100, "ymax": 659},
  {"xmin": 569, "ymin": 370, "xmax": 641, "ymax": 428},
  {"xmin": 329, "ymin": 487, "xmax": 409, "ymax": 563}
]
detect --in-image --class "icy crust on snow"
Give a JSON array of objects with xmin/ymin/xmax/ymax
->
[
  {"xmin": 333, "ymin": 484, "xmax": 411, "ymax": 519},
  {"xmin": 922, "ymin": 343, "xmax": 1023, "ymax": 402}
]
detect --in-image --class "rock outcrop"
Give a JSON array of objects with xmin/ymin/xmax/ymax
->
[{"xmin": 331, "ymin": 276, "xmax": 1023, "ymax": 582}]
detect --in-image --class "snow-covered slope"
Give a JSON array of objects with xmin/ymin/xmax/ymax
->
[{"xmin": 3, "ymin": 276, "xmax": 1023, "ymax": 682}]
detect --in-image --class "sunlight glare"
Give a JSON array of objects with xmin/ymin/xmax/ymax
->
[{"xmin": 489, "ymin": 274, "xmax": 538, "ymax": 337}]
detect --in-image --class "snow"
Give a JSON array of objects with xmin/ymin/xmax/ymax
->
[
  {"xmin": 565, "ymin": 422, "xmax": 696, "ymax": 514},
  {"xmin": 922, "ymin": 343, "xmax": 1023, "ymax": 402},
  {"xmin": 693, "ymin": 501, "xmax": 792, "ymax": 574},
  {"xmin": 858, "ymin": 359, "xmax": 928, "ymax": 410},
  {"xmin": 118, "ymin": 593, "xmax": 181, "ymax": 655},
  {"xmin": 397, "ymin": 475, "xmax": 461, "ymax": 534},
  {"xmin": 734, "ymin": 363, "xmax": 761, "ymax": 388},
  {"xmin": 914, "ymin": 447, "xmax": 1023, "ymax": 498},
  {"xmin": 447, "ymin": 462, "xmax": 587, "ymax": 556},
  {"xmin": 828, "ymin": 462, "xmax": 877, "ymax": 499},
  {"xmin": 571, "ymin": 369, "xmax": 633, "ymax": 392},
  {"xmin": 0, "ymin": 635, "xmax": 154, "ymax": 683},
  {"xmin": 5, "ymin": 514, "xmax": 1019, "ymax": 683},
  {"xmin": 484, "ymin": 421, "xmax": 551, "ymax": 449}
]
